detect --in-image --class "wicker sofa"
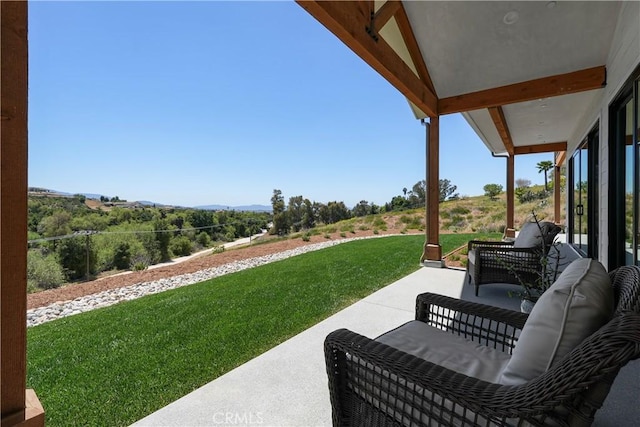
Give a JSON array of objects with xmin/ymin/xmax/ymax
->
[
  {"xmin": 466, "ymin": 221, "xmax": 561, "ymax": 296},
  {"xmin": 325, "ymin": 260, "xmax": 640, "ymax": 426}
]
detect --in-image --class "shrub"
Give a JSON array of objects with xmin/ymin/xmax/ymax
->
[
  {"xmin": 131, "ymin": 255, "xmax": 149, "ymax": 271},
  {"xmin": 27, "ymin": 250, "xmax": 65, "ymax": 291},
  {"xmin": 211, "ymin": 245, "xmax": 225, "ymax": 254},
  {"xmin": 196, "ymin": 231, "xmax": 211, "ymax": 247},
  {"xmin": 483, "ymin": 183, "xmax": 503, "ymax": 201},
  {"xmin": 340, "ymin": 224, "xmax": 354, "ymax": 233},
  {"xmin": 169, "ymin": 236, "xmax": 193, "ymax": 257},
  {"xmin": 113, "ymin": 242, "xmax": 132, "ymax": 270},
  {"xmin": 399, "ymin": 215, "xmax": 422, "ymax": 230},
  {"xmin": 57, "ymin": 236, "xmax": 96, "ymax": 280},
  {"xmin": 302, "ymin": 233, "xmax": 311, "ymax": 242},
  {"xmin": 372, "ymin": 217, "xmax": 386, "ymax": 228},
  {"xmin": 516, "ymin": 188, "xmax": 550, "ymax": 204},
  {"xmin": 450, "ymin": 206, "xmax": 470, "ymax": 215}
]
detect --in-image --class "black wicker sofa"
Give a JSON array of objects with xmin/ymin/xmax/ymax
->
[{"xmin": 325, "ymin": 259, "xmax": 640, "ymax": 426}]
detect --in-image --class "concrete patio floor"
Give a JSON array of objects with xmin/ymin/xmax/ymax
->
[{"xmin": 133, "ymin": 254, "xmax": 640, "ymax": 426}]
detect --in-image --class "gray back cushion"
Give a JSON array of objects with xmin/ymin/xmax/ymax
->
[
  {"xmin": 513, "ymin": 221, "xmax": 560, "ymax": 248},
  {"xmin": 500, "ymin": 258, "xmax": 613, "ymax": 385}
]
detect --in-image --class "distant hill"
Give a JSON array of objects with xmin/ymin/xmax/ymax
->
[
  {"xmin": 28, "ymin": 187, "xmax": 270, "ymax": 212},
  {"xmin": 194, "ymin": 204, "xmax": 272, "ymax": 212}
]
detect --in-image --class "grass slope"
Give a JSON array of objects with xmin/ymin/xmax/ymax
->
[{"xmin": 27, "ymin": 234, "xmax": 497, "ymax": 426}]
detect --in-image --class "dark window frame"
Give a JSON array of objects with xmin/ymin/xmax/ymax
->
[
  {"xmin": 608, "ymin": 65, "xmax": 640, "ymax": 269},
  {"xmin": 569, "ymin": 125, "xmax": 599, "ymax": 258}
]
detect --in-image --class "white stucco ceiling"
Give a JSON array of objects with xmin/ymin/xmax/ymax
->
[{"xmin": 391, "ymin": 1, "xmax": 622, "ymax": 154}]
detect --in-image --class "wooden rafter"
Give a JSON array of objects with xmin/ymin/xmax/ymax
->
[
  {"xmin": 439, "ymin": 66, "xmax": 606, "ymax": 115},
  {"xmin": 514, "ymin": 141, "xmax": 567, "ymax": 155},
  {"xmin": 488, "ymin": 106, "xmax": 515, "ymax": 156},
  {"xmin": 394, "ymin": 2, "xmax": 435, "ymax": 95},
  {"xmin": 371, "ymin": 0, "xmax": 401, "ymax": 34},
  {"xmin": 296, "ymin": 0, "xmax": 438, "ymax": 117},
  {"xmin": 555, "ymin": 151, "xmax": 566, "ymax": 167}
]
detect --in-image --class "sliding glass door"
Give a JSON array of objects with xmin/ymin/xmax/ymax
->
[
  {"xmin": 609, "ymin": 72, "xmax": 640, "ymax": 268},
  {"xmin": 569, "ymin": 127, "xmax": 598, "ymax": 257}
]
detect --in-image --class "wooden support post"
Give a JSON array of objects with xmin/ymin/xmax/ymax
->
[
  {"xmin": 505, "ymin": 155, "xmax": 515, "ymax": 238},
  {"xmin": 554, "ymin": 165, "xmax": 561, "ymax": 224},
  {"xmin": 1, "ymin": 2, "xmax": 44, "ymax": 426},
  {"xmin": 421, "ymin": 116, "xmax": 443, "ymax": 266}
]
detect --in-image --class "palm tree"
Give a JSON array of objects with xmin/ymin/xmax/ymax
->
[{"xmin": 537, "ymin": 160, "xmax": 554, "ymax": 191}]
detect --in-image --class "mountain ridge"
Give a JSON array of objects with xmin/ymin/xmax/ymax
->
[{"xmin": 28, "ymin": 187, "xmax": 271, "ymax": 212}]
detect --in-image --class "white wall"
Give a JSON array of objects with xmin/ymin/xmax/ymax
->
[{"xmin": 566, "ymin": 1, "xmax": 640, "ymax": 267}]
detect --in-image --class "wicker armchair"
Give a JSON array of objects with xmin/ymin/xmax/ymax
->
[
  {"xmin": 466, "ymin": 221, "xmax": 561, "ymax": 296},
  {"xmin": 325, "ymin": 264, "xmax": 640, "ymax": 427}
]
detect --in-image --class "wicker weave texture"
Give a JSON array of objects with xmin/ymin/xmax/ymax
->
[
  {"xmin": 467, "ymin": 240, "xmax": 545, "ymax": 296},
  {"xmin": 325, "ymin": 266, "xmax": 640, "ymax": 427}
]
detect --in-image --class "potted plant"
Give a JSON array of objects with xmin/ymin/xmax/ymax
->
[{"xmin": 507, "ymin": 211, "xmax": 564, "ymax": 313}]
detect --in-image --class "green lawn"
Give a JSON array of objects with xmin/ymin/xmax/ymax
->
[{"xmin": 27, "ymin": 233, "xmax": 498, "ymax": 426}]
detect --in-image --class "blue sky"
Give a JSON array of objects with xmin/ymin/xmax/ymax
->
[{"xmin": 28, "ymin": 1, "xmax": 551, "ymax": 208}]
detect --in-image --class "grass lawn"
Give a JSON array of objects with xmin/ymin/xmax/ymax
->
[{"xmin": 27, "ymin": 233, "xmax": 498, "ymax": 426}]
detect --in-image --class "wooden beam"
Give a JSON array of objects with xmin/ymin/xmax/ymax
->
[
  {"xmin": 439, "ymin": 66, "xmax": 606, "ymax": 115},
  {"xmin": 421, "ymin": 117, "xmax": 442, "ymax": 263},
  {"xmin": 296, "ymin": 1, "xmax": 438, "ymax": 117},
  {"xmin": 555, "ymin": 150, "xmax": 566, "ymax": 167},
  {"xmin": 514, "ymin": 141, "xmax": 567, "ymax": 155},
  {"xmin": 394, "ymin": 3, "xmax": 436, "ymax": 95},
  {"xmin": 506, "ymin": 156, "xmax": 515, "ymax": 238},
  {"xmin": 554, "ymin": 165, "xmax": 562, "ymax": 225},
  {"xmin": 371, "ymin": 0, "xmax": 401, "ymax": 33},
  {"xmin": 1, "ymin": 0, "xmax": 30, "ymax": 422},
  {"xmin": 488, "ymin": 106, "xmax": 515, "ymax": 156}
]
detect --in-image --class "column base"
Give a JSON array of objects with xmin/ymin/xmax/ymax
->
[
  {"xmin": 421, "ymin": 243, "xmax": 443, "ymax": 267},
  {"xmin": 422, "ymin": 259, "xmax": 445, "ymax": 268},
  {"xmin": 1, "ymin": 390, "xmax": 44, "ymax": 427},
  {"xmin": 504, "ymin": 228, "xmax": 516, "ymax": 239}
]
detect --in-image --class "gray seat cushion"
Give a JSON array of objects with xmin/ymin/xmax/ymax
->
[
  {"xmin": 376, "ymin": 320, "xmax": 511, "ymax": 384},
  {"xmin": 500, "ymin": 258, "xmax": 613, "ymax": 385}
]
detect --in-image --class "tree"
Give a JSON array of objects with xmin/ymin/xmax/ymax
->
[
  {"xmin": 352, "ymin": 200, "xmax": 373, "ymax": 217},
  {"xmin": 57, "ymin": 236, "xmax": 96, "ymax": 280},
  {"xmin": 287, "ymin": 196, "xmax": 305, "ymax": 232},
  {"xmin": 113, "ymin": 242, "xmax": 132, "ymax": 270},
  {"xmin": 270, "ymin": 189, "xmax": 289, "ymax": 235},
  {"xmin": 327, "ymin": 201, "xmax": 351, "ymax": 223},
  {"xmin": 153, "ymin": 218, "xmax": 172, "ymax": 262},
  {"xmin": 408, "ymin": 180, "xmax": 426, "ymax": 208},
  {"xmin": 271, "ymin": 189, "xmax": 284, "ymax": 214},
  {"xmin": 483, "ymin": 183, "xmax": 503, "ymax": 201},
  {"xmin": 515, "ymin": 178, "xmax": 531, "ymax": 188},
  {"xmin": 38, "ymin": 211, "xmax": 72, "ymax": 238},
  {"xmin": 439, "ymin": 179, "xmax": 459, "ymax": 202},
  {"xmin": 536, "ymin": 160, "xmax": 554, "ymax": 191},
  {"xmin": 301, "ymin": 199, "xmax": 316, "ymax": 229}
]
